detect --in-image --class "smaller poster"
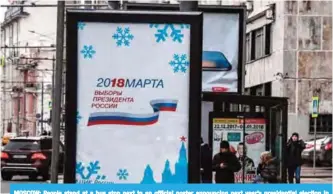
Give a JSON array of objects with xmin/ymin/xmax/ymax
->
[{"xmin": 212, "ymin": 117, "xmax": 266, "ymax": 183}]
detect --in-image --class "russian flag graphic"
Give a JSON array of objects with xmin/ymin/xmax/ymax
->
[{"xmin": 87, "ymin": 99, "xmax": 178, "ymax": 126}]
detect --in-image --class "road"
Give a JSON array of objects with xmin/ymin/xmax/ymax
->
[{"xmin": 1, "ymin": 175, "xmax": 48, "ymax": 193}]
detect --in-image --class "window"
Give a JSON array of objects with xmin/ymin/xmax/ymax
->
[
  {"xmin": 246, "ymin": 24, "xmax": 272, "ymax": 63},
  {"xmin": 309, "ymin": 114, "xmax": 332, "ymax": 134},
  {"xmin": 254, "ymin": 28, "xmax": 264, "ymax": 59},
  {"xmin": 4, "ymin": 140, "xmax": 40, "ymax": 151},
  {"xmin": 245, "ymin": 34, "xmax": 251, "ymax": 62},
  {"xmin": 9, "ymin": 24, "xmax": 14, "ymax": 46},
  {"xmin": 84, "ymin": 0, "xmax": 93, "ymax": 9},
  {"xmin": 265, "ymin": 24, "xmax": 271, "ymax": 55}
]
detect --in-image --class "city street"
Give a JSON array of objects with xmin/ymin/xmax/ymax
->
[{"xmin": 1, "ymin": 175, "xmax": 48, "ymax": 193}]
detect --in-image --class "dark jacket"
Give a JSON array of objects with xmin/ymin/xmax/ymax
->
[
  {"xmin": 212, "ymin": 151, "xmax": 241, "ymax": 183},
  {"xmin": 258, "ymin": 158, "xmax": 278, "ymax": 183},
  {"xmin": 200, "ymin": 143, "xmax": 212, "ymax": 180},
  {"xmin": 286, "ymin": 139, "xmax": 306, "ymax": 166}
]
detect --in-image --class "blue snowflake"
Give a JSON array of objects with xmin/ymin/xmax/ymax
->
[
  {"xmin": 169, "ymin": 54, "xmax": 190, "ymax": 73},
  {"xmin": 116, "ymin": 169, "xmax": 129, "ymax": 180},
  {"xmin": 149, "ymin": 24, "xmax": 190, "ymax": 43},
  {"xmin": 78, "ymin": 22, "xmax": 86, "ymax": 30},
  {"xmin": 112, "ymin": 27, "xmax": 134, "ymax": 47},
  {"xmin": 76, "ymin": 161, "xmax": 101, "ymax": 180},
  {"xmin": 76, "ymin": 111, "xmax": 82, "ymax": 124},
  {"xmin": 80, "ymin": 45, "xmax": 96, "ymax": 59}
]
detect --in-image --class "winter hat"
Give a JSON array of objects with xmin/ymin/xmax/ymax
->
[
  {"xmin": 220, "ymin": 140, "xmax": 230, "ymax": 149},
  {"xmin": 292, "ymin": 132, "xmax": 299, "ymax": 138}
]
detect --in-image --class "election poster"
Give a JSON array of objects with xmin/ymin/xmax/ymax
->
[
  {"xmin": 211, "ymin": 117, "xmax": 266, "ymax": 183},
  {"xmin": 202, "ymin": 13, "xmax": 242, "ymax": 93},
  {"xmin": 123, "ymin": 4, "xmax": 245, "ymax": 94},
  {"xmin": 73, "ymin": 18, "xmax": 200, "ymax": 184}
]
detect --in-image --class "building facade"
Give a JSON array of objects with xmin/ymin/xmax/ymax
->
[
  {"xmin": 0, "ymin": 1, "xmax": 57, "ymax": 136},
  {"xmin": 245, "ymin": 0, "xmax": 332, "ymax": 139},
  {"xmin": 0, "ymin": 0, "xmax": 112, "ymax": 136}
]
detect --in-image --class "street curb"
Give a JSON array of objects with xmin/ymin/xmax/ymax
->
[{"xmin": 301, "ymin": 175, "xmax": 332, "ymax": 178}]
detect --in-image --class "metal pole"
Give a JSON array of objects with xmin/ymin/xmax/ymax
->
[
  {"xmin": 313, "ymin": 118, "xmax": 317, "ymax": 175},
  {"xmin": 50, "ymin": 0, "xmax": 65, "ymax": 183},
  {"xmin": 242, "ymin": 113, "xmax": 246, "ymax": 184},
  {"xmin": 23, "ymin": 86, "xmax": 26, "ymax": 135},
  {"xmin": 16, "ymin": 93, "xmax": 20, "ymax": 136},
  {"xmin": 41, "ymin": 80, "xmax": 44, "ymax": 133}
]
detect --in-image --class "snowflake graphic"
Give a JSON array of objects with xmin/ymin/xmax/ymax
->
[
  {"xmin": 116, "ymin": 169, "xmax": 129, "ymax": 180},
  {"xmin": 112, "ymin": 27, "xmax": 134, "ymax": 47},
  {"xmin": 149, "ymin": 24, "xmax": 190, "ymax": 43},
  {"xmin": 78, "ymin": 22, "xmax": 86, "ymax": 30},
  {"xmin": 80, "ymin": 45, "xmax": 96, "ymax": 59},
  {"xmin": 169, "ymin": 54, "xmax": 190, "ymax": 73},
  {"xmin": 76, "ymin": 111, "xmax": 82, "ymax": 124},
  {"xmin": 76, "ymin": 161, "xmax": 101, "ymax": 180}
]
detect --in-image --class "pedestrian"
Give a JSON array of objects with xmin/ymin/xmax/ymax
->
[
  {"xmin": 212, "ymin": 140, "xmax": 241, "ymax": 183},
  {"xmin": 200, "ymin": 137, "xmax": 212, "ymax": 183},
  {"xmin": 286, "ymin": 132, "xmax": 306, "ymax": 183},
  {"xmin": 255, "ymin": 151, "xmax": 278, "ymax": 183}
]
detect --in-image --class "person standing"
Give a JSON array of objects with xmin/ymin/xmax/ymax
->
[
  {"xmin": 200, "ymin": 137, "xmax": 212, "ymax": 183},
  {"xmin": 286, "ymin": 132, "xmax": 306, "ymax": 183},
  {"xmin": 212, "ymin": 140, "xmax": 241, "ymax": 183}
]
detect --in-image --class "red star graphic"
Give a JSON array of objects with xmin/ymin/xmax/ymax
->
[{"xmin": 180, "ymin": 136, "xmax": 186, "ymax": 142}]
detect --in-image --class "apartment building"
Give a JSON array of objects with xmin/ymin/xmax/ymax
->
[
  {"xmin": 244, "ymin": 0, "xmax": 332, "ymax": 139},
  {"xmin": 0, "ymin": 1, "xmax": 57, "ymax": 136}
]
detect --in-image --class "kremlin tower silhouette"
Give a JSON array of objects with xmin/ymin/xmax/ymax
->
[{"xmin": 140, "ymin": 142, "xmax": 188, "ymax": 184}]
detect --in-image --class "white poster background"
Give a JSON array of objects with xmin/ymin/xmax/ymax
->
[
  {"xmin": 77, "ymin": 22, "xmax": 190, "ymax": 183},
  {"xmin": 212, "ymin": 118, "xmax": 266, "ymax": 183},
  {"xmin": 202, "ymin": 13, "xmax": 240, "ymax": 93}
]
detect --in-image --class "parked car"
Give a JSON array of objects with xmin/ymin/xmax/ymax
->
[
  {"xmin": 302, "ymin": 136, "xmax": 332, "ymax": 165},
  {"xmin": 1, "ymin": 136, "xmax": 64, "ymax": 181}
]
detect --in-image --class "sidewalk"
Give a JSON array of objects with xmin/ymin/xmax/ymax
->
[
  {"xmin": 301, "ymin": 166, "xmax": 332, "ymax": 178},
  {"xmin": 47, "ymin": 175, "xmax": 64, "ymax": 183},
  {"xmin": 301, "ymin": 177, "xmax": 332, "ymax": 183}
]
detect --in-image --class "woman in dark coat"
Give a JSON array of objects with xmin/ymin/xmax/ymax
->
[{"xmin": 255, "ymin": 151, "xmax": 278, "ymax": 183}]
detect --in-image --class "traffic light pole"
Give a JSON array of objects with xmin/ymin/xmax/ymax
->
[
  {"xmin": 50, "ymin": 0, "xmax": 65, "ymax": 183},
  {"xmin": 41, "ymin": 80, "xmax": 44, "ymax": 133},
  {"xmin": 16, "ymin": 93, "xmax": 20, "ymax": 135}
]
